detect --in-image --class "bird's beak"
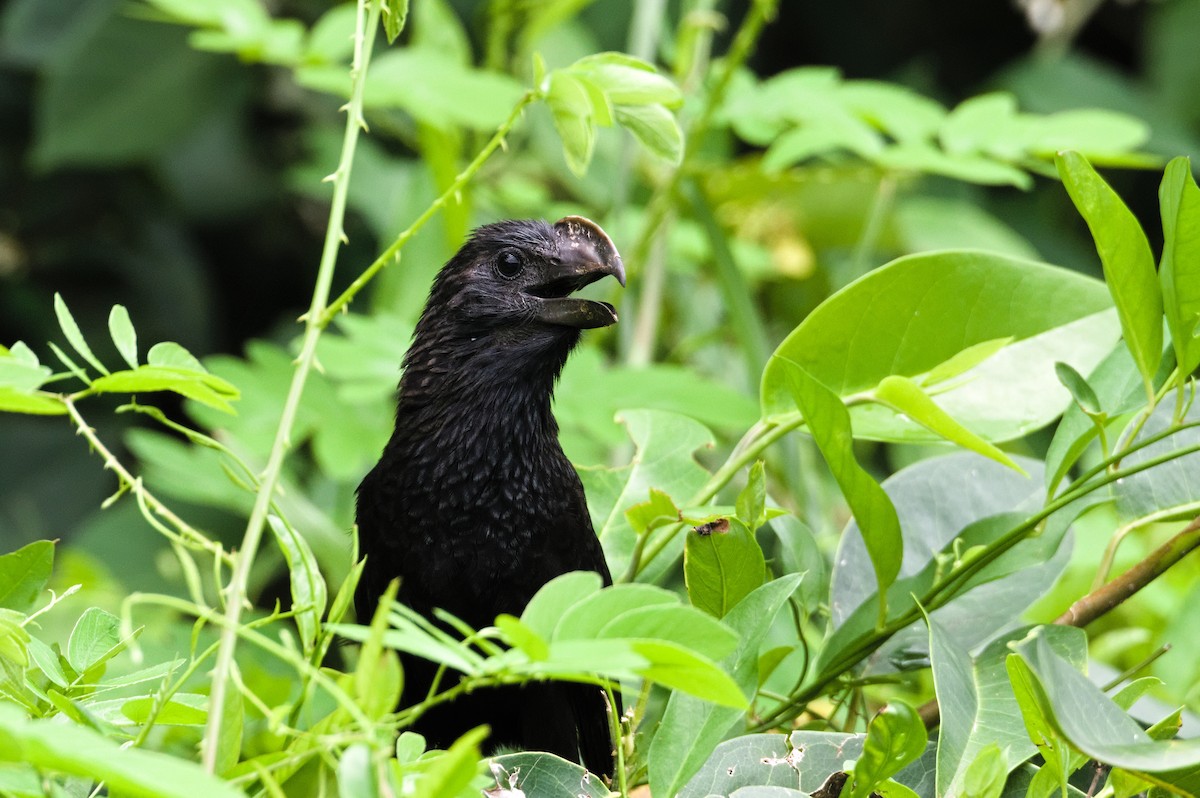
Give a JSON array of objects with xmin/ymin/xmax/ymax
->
[
  {"xmin": 552, "ymin": 216, "xmax": 626, "ymax": 288},
  {"xmin": 534, "ymin": 216, "xmax": 625, "ymax": 329}
]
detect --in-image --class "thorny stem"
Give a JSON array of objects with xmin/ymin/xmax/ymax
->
[
  {"xmin": 201, "ymin": 0, "xmax": 382, "ymax": 773},
  {"xmin": 320, "ymin": 90, "xmax": 540, "ymax": 326},
  {"xmin": 61, "ymin": 396, "xmax": 230, "ymax": 567}
]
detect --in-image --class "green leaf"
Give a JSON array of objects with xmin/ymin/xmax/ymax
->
[
  {"xmin": 356, "ymin": 50, "xmax": 525, "ymax": 131},
  {"xmin": 962, "ymin": 744, "xmax": 1006, "ymax": 798},
  {"xmin": 1044, "ymin": 342, "xmax": 1168, "ymax": 492},
  {"xmin": 406, "ymin": 725, "xmax": 486, "ymax": 798},
  {"xmin": 0, "ymin": 703, "xmax": 243, "ymax": 798},
  {"xmin": 626, "ymin": 487, "xmax": 680, "ymax": 535},
  {"xmin": 873, "ymin": 375, "xmax": 1024, "ymax": 472},
  {"xmin": 0, "ymin": 541, "xmax": 54, "ymax": 613},
  {"xmin": 107, "ymin": 305, "xmax": 138, "ymax": 369},
  {"xmin": 927, "ymin": 607, "xmax": 1086, "ymax": 796},
  {"xmin": 1113, "ymin": 403, "xmax": 1200, "ymax": 521},
  {"xmin": 1027, "ymin": 110, "xmax": 1149, "ymax": 159},
  {"xmin": 120, "ymin": 695, "xmax": 208, "ymax": 726},
  {"xmin": 0, "ymin": 608, "xmax": 30, "ymax": 669},
  {"xmin": 1054, "ymin": 361, "xmax": 1102, "ymax": 415},
  {"xmin": 676, "ymin": 731, "xmax": 932, "ymax": 797},
  {"xmin": 649, "ymin": 575, "xmax": 804, "ymax": 798},
  {"xmin": 1056, "ymin": 150, "xmax": 1163, "ymax": 391},
  {"xmin": 736, "ymin": 461, "xmax": 767, "ymax": 530},
  {"xmin": 25, "ymin": 638, "xmax": 67, "ymax": 688},
  {"xmin": 32, "ymin": 12, "xmax": 235, "ymax": 169},
  {"xmin": 90, "ymin": 365, "xmax": 240, "ymax": 413},
  {"xmin": 553, "ymin": 582, "xmax": 677, "ymax": 641},
  {"xmin": 614, "ymin": 103, "xmax": 684, "ymax": 164},
  {"xmin": 305, "ymin": 4, "xmax": 358, "ymax": 64},
  {"xmin": 579, "ymin": 409, "xmax": 714, "ymax": 583},
  {"xmin": 631, "ymin": 640, "xmax": 746, "ymax": 708},
  {"xmin": 0, "ymin": 389, "xmax": 66, "ymax": 415},
  {"xmin": 826, "ymin": 455, "xmax": 1073, "ymax": 678},
  {"xmin": 338, "ymin": 743, "xmax": 378, "ymax": 798},
  {"xmin": 761, "ymin": 251, "xmax": 1115, "ymax": 443},
  {"xmin": 65, "ymin": 607, "xmax": 121, "ymax": 674},
  {"xmin": 572, "ymin": 53, "xmax": 683, "ymax": 107},
  {"xmin": 596, "ymin": 605, "xmax": 738, "ymax": 661},
  {"xmin": 381, "ymin": 0, "xmax": 408, "ymax": 44},
  {"xmin": 939, "ymin": 92, "xmax": 1021, "ymax": 157},
  {"xmin": 1012, "ymin": 631, "xmax": 1200, "ymax": 794},
  {"xmin": 684, "ymin": 518, "xmax": 766, "ymax": 618},
  {"xmin": 782, "ymin": 360, "xmax": 901, "ymax": 611},
  {"xmin": 488, "ymin": 752, "xmax": 611, "ymax": 798},
  {"xmin": 1159, "ymin": 156, "xmax": 1200, "ymax": 377},
  {"xmin": 849, "ymin": 702, "xmax": 927, "ymax": 798},
  {"xmin": 920, "ymin": 337, "xmax": 1014, "ymax": 388},
  {"xmin": 495, "ymin": 614, "xmax": 549, "ymax": 661},
  {"xmin": 546, "ymin": 70, "xmax": 597, "ymax": 175},
  {"xmin": 146, "ymin": 341, "xmax": 206, "ymax": 372},
  {"xmin": 873, "ymin": 142, "xmax": 1032, "ymax": 188},
  {"xmin": 520, "ymin": 571, "xmax": 603, "ymax": 639},
  {"xmin": 266, "ymin": 514, "xmax": 327, "ymax": 655},
  {"xmin": 0, "ymin": 342, "xmax": 54, "ymax": 393},
  {"xmin": 53, "ymin": 293, "xmax": 107, "ymax": 376}
]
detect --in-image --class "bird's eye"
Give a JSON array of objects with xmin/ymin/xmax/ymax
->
[{"xmin": 496, "ymin": 249, "xmax": 524, "ymax": 279}]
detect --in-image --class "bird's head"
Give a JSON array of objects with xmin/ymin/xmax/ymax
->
[{"xmin": 418, "ymin": 216, "xmax": 625, "ymax": 349}]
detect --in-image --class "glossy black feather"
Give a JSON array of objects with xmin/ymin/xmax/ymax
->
[{"xmin": 354, "ymin": 219, "xmax": 618, "ymax": 776}]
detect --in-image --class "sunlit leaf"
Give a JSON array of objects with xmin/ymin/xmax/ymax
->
[{"xmin": 1056, "ymin": 150, "xmax": 1163, "ymax": 391}]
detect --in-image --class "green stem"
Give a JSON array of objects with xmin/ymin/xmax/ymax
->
[
  {"xmin": 623, "ymin": 0, "xmax": 778, "ymax": 366},
  {"xmin": 201, "ymin": 0, "xmax": 382, "ymax": 773},
  {"xmin": 628, "ymin": 413, "xmax": 802, "ymax": 579},
  {"xmin": 320, "ymin": 90, "xmax": 539, "ymax": 326},
  {"xmin": 604, "ymin": 680, "xmax": 628, "ymax": 797},
  {"xmin": 62, "ymin": 396, "xmax": 229, "ymax": 566}
]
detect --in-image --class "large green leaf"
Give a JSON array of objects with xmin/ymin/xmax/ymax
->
[
  {"xmin": 579, "ymin": 410, "xmax": 714, "ymax": 582},
  {"xmin": 678, "ymin": 732, "xmax": 935, "ymax": 797},
  {"xmin": 1012, "ymin": 631, "xmax": 1200, "ymax": 794},
  {"xmin": 822, "ymin": 454, "xmax": 1075, "ymax": 680},
  {"xmin": 783, "ymin": 361, "xmax": 901, "ymax": 612},
  {"xmin": 927, "ymin": 613, "xmax": 1087, "ymax": 797},
  {"xmin": 650, "ymin": 575, "xmax": 804, "ymax": 798},
  {"xmin": 1056, "ymin": 151, "xmax": 1163, "ymax": 390},
  {"xmin": 487, "ymin": 752, "xmax": 611, "ymax": 798},
  {"xmin": 1114, "ymin": 403, "xmax": 1200, "ymax": 521},
  {"xmin": 1159, "ymin": 156, "xmax": 1200, "ymax": 378},
  {"xmin": 761, "ymin": 251, "xmax": 1115, "ymax": 443},
  {"xmin": 685, "ymin": 518, "xmax": 766, "ymax": 618}
]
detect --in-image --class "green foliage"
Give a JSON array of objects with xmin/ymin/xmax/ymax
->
[{"xmin": 3, "ymin": 0, "xmax": 1200, "ymax": 796}]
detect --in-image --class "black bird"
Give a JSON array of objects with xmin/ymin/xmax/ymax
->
[{"xmin": 354, "ymin": 216, "xmax": 625, "ymax": 776}]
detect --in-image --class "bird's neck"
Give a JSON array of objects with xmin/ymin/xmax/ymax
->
[{"xmin": 387, "ymin": 326, "xmax": 576, "ymax": 457}]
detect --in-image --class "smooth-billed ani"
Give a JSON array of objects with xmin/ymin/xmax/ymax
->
[{"xmin": 354, "ymin": 217, "xmax": 625, "ymax": 776}]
